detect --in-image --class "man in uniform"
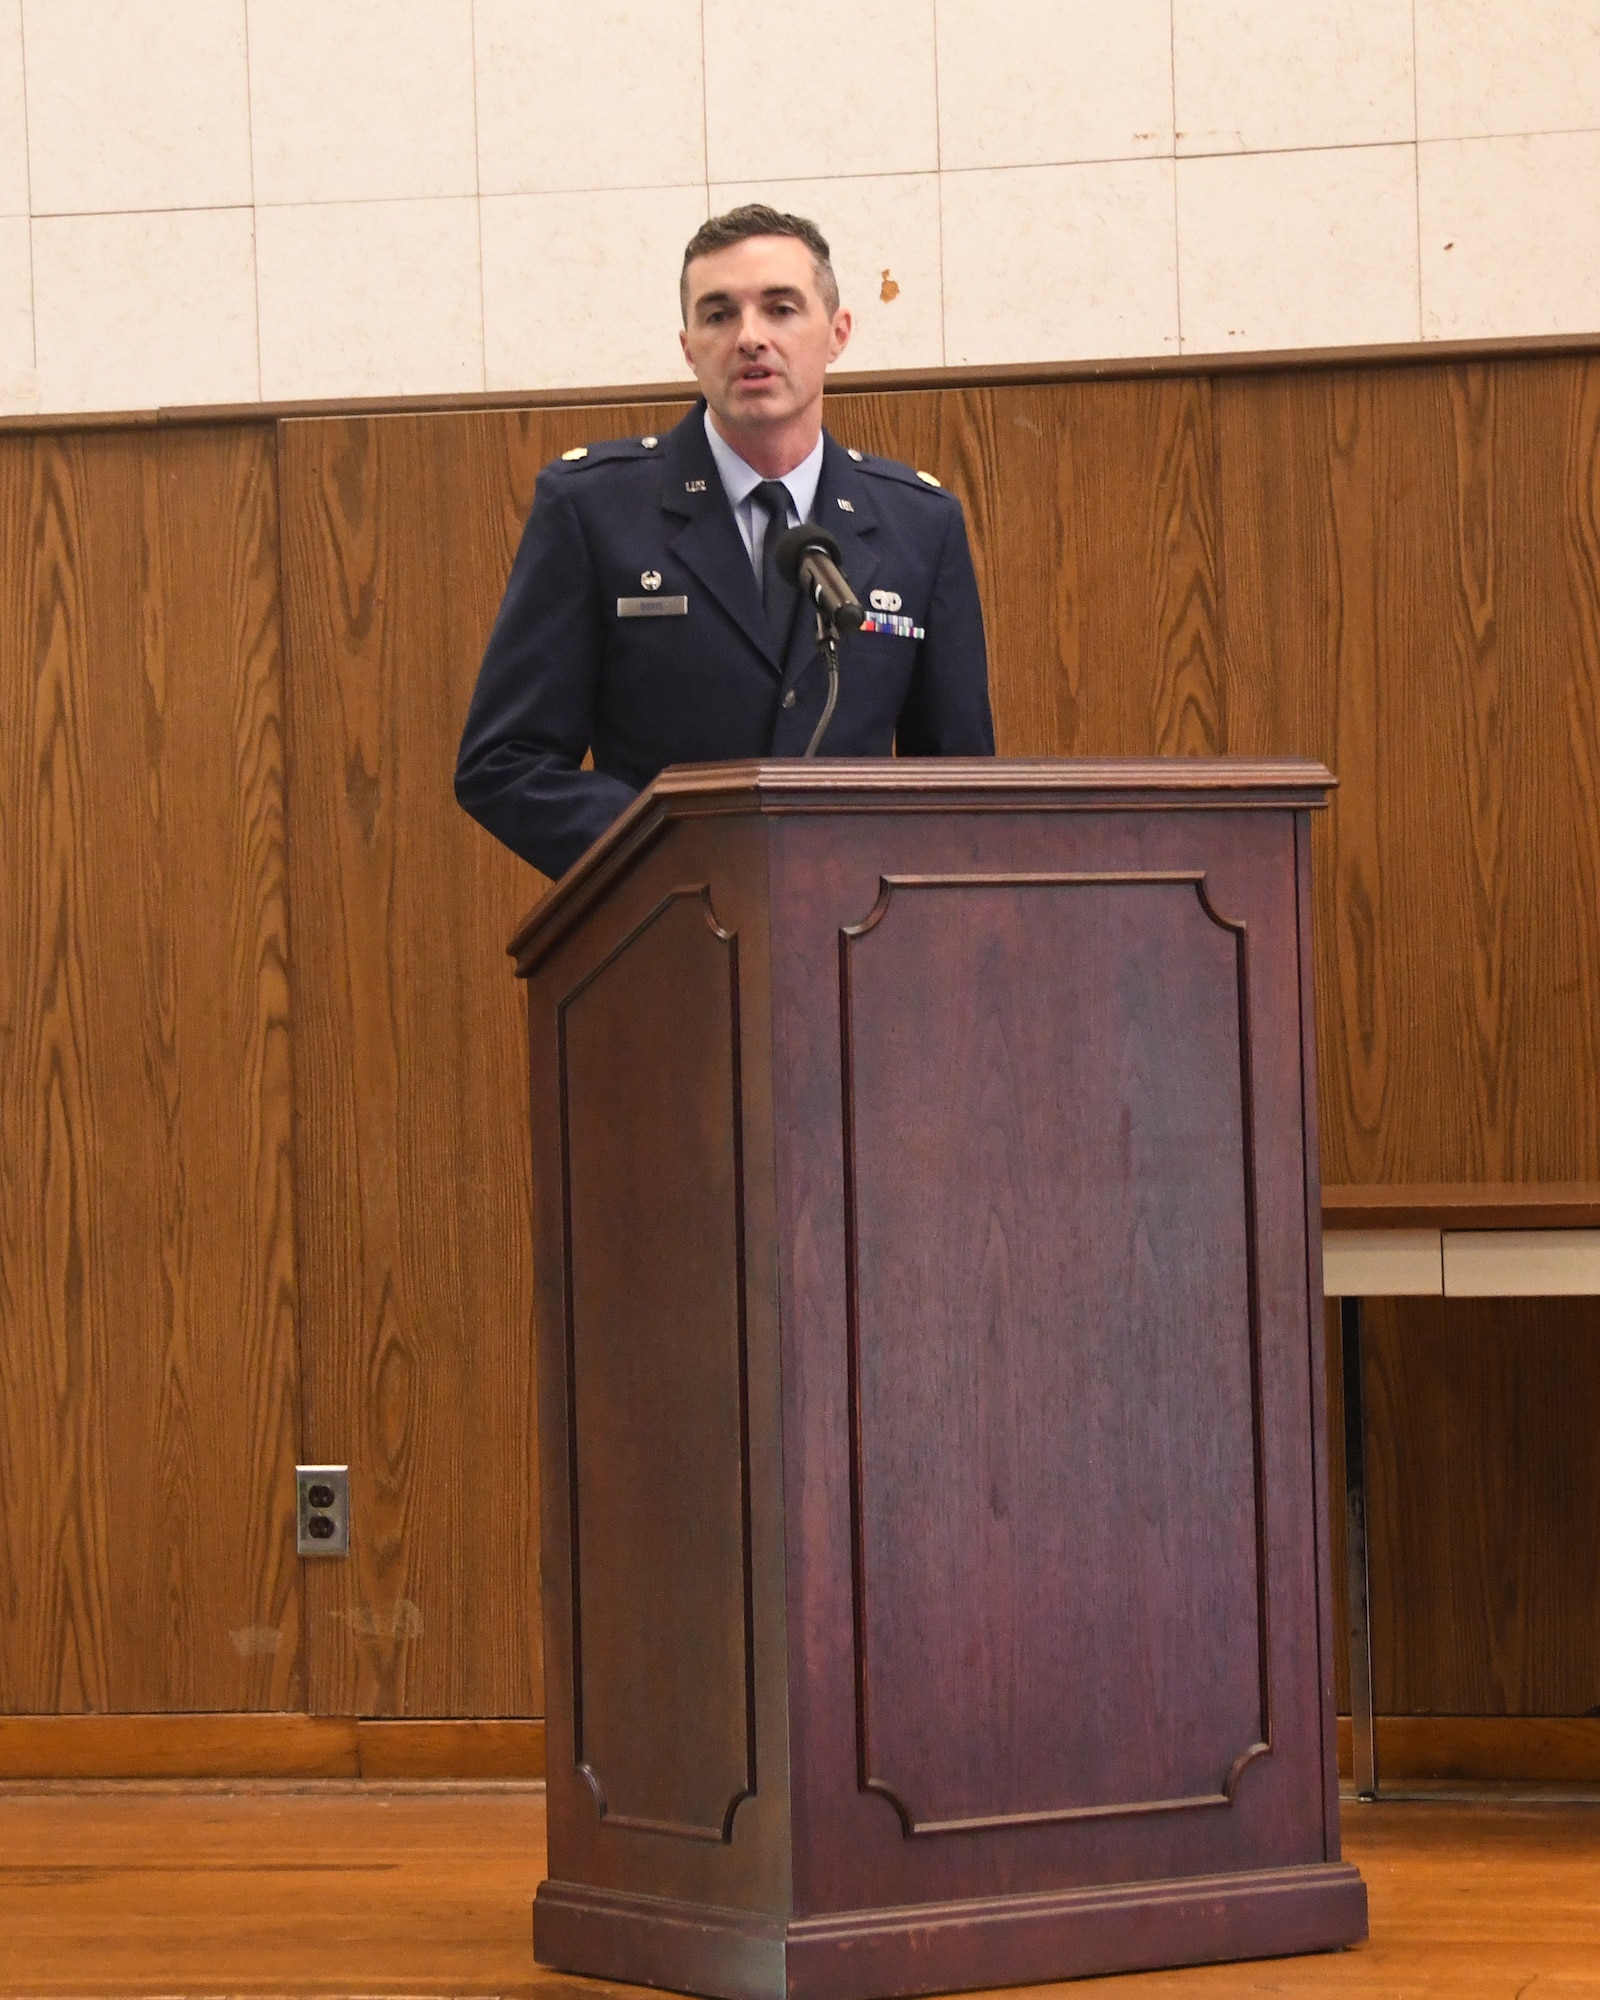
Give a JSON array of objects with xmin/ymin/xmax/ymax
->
[{"xmin": 455, "ymin": 204, "xmax": 994, "ymax": 879}]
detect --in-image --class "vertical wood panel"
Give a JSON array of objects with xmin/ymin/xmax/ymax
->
[
  {"xmin": 1211, "ymin": 363, "xmax": 1600, "ymax": 1715},
  {"xmin": 826, "ymin": 381, "xmax": 1223, "ymax": 761},
  {"xmin": 843, "ymin": 876, "xmax": 1264, "ymax": 1822},
  {"xmin": 1214, "ymin": 360, "xmax": 1600, "ymax": 1185},
  {"xmin": 1363, "ymin": 1296, "xmax": 1600, "ymax": 1715},
  {"xmin": 277, "ymin": 402, "xmax": 686, "ymax": 1714},
  {"xmin": 0, "ymin": 426, "xmax": 301, "ymax": 1711}
]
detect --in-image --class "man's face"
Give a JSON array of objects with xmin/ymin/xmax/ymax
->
[{"xmin": 679, "ymin": 234, "xmax": 851, "ymax": 435}]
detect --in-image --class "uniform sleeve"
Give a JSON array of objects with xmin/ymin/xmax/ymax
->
[
  {"xmin": 455, "ymin": 466, "xmax": 638, "ymax": 878},
  {"xmin": 893, "ymin": 498, "xmax": 996, "ymax": 757}
]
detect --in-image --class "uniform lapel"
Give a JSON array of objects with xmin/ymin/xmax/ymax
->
[
  {"xmin": 778, "ymin": 434, "xmax": 882, "ymax": 696},
  {"xmin": 659, "ymin": 407, "xmax": 781, "ymax": 673}
]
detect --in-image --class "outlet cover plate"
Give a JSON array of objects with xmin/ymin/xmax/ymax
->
[{"xmin": 296, "ymin": 1464, "xmax": 350, "ymax": 1557}]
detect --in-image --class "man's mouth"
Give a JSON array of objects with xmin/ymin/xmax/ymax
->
[{"xmin": 738, "ymin": 365, "xmax": 776, "ymax": 383}]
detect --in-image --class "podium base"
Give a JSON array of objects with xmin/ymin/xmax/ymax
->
[{"xmin": 534, "ymin": 1861, "xmax": 1369, "ymax": 2000}]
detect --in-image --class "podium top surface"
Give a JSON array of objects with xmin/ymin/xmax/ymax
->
[{"xmin": 509, "ymin": 755, "xmax": 1334, "ymax": 971}]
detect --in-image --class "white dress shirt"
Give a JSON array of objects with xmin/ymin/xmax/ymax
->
[{"xmin": 703, "ymin": 410, "xmax": 824, "ymax": 576}]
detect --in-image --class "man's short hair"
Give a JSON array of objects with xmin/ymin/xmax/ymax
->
[{"xmin": 680, "ymin": 204, "xmax": 840, "ymax": 320}]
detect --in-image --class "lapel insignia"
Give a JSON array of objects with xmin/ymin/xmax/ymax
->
[
  {"xmin": 837, "ymin": 498, "xmax": 855, "ymax": 512},
  {"xmin": 641, "ymin": 570, "xmax": 661, "ymax": 590},
  {"xmin": 685, "ymin": 478, "xmax": 707, "ymax": 493}
]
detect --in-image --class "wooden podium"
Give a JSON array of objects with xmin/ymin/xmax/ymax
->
[{"xmin": 510, "ymin": 759, "xmax": 1366, "ymax": 2000}]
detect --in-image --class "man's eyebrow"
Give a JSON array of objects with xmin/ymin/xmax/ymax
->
[{"xmin": 693, "ymin": 284, "xmax": 808, "ymax": 312}]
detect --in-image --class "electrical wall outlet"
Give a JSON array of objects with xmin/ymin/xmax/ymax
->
[{"xmin": 296, "ymin": 1465, "xmax": 350, "ymax": 1557}]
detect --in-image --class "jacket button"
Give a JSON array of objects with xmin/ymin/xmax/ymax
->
[{"xmin": 781, "ymin": 690, "xmax": 796, "ymax": 709}]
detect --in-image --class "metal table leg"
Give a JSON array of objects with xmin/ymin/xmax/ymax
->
[{"xmin": 1341, "ymin": 1295, "xmax": 1379, "ymax": 1800}]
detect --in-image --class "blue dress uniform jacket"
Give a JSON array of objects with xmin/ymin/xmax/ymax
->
[{"xmin": 454, "ymin": 401, "xmax": 995, "ymax": 878}]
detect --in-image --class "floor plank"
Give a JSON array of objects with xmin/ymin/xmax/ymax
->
[{"xmin": 0, "ymin": 1786, "xmax": 1597, "ymax": 1997}]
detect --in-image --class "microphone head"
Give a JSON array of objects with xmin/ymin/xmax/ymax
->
[{"xmin": 774, "ymin": 522, "xmax": 843, "ymax": 586}]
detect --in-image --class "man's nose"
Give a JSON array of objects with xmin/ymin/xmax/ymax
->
[{"xmin": 736, "ymin": 311, "xmax": 767, "ymax": 350}]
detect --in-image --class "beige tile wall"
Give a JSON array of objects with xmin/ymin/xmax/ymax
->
[{"xmin": 1, "ymin": 0, "xmax": 1598, "ymax": 416}]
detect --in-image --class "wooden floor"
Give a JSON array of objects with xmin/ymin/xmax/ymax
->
[{"xmin": 0, "ymin": 1785, "xmax": 1597, "ymax": 1997}]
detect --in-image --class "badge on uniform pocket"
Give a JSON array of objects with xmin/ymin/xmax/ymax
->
[{"xmin": 617, "ymin": 595, "xmax": 689, "ymax": 617}]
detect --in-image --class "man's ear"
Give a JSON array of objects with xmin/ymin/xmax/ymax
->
[{"xmin": 828, "ymin": 309, "xmax": 854, "ymax": 366}]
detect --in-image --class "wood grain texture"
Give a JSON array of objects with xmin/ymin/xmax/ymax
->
[
  {"xmin": 1327, "ymin": 1288, "xmax": 1600, "ymax": 1723},
  {"xmin": 1360, "ymin": 1294, "xmax": 1600, "ymax": 1715},
  {"xmin": 0, "ymin": 425, "xmax": 301, "ymax": 1715},
  {"xmin": 281, "ymin": 371, "xmax": 1600, "ymax": 1740},
  {"xmin": 0, "ymin": 1714, "xmax": 545, "ymax": 1778},
  {"xmin": 0, "ymin": 1713, "xmax": 359, "ymax": 1778},
  {"xmin": 841, "ymin": 875, "xmax": 1264, "ymax": 1829},
  {"xmin": 1324, "ymin": 1184, "xmax": 1600, "ymax": 1227},
  {"xmin": 274, "ymin": 404, "xmax": 685, "ymax": 1716},
  {"xmin": 0, "ymin": 1787, "xmax": 1590, "ymax": 1999},
  {"xmin": 561, "ymin": 889, "xmax": 755, "ymax": 1839},
  {"xmin": 823, "ymin": 380, "xmax": 1222, "ymax": 762},
  {"xmin": 522, "ymin": 771, "xmax": 1356, "ymax": 1997},
  {"xmin": 1335, "ymin": 1714, "xmax": 1600, "ymax": 1781},
  {"xmin": 1213, "ymin": 361, "xmax": 1600, "ymax": 1185},
  {"xmin": 0, "ymin": 1783, "xmax": 549, "ymax": 1993},
  {"xmin": 9, "ymin": 355, "xmax": 1600, "ymax": 1746}
]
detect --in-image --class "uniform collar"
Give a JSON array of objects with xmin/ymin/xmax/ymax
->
[
  {"xmin": 657, "ymin": 407, "xmax": 782, "ymax": 671},
  {"xmin": 656, "ymin": 406, "xmax": 884, "ymax": 680},
  {"xmin": 701, "ymin": 409, "xmax": 825, "ymax": 524}
]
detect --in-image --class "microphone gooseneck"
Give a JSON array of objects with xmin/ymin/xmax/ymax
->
[{"xmin": 771, "ymin": 523, "xmax": 860, "ymax": 758}]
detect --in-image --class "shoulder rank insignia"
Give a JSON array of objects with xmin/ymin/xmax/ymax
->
[
  {"xmin": 916, "ymin": 469, "xmax": 941, "ymax": 487},
  {"xmin": 641, "ymin": 435, "xmax": 659, "ymax": 448},
  {"xmin": 561, "ymin": 446, "xmax": 588, "ymax": 461}
]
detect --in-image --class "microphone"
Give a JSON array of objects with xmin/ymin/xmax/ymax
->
[{"xmin": 773, "ymin": 524, "xmax": 865, "ymax": 634}]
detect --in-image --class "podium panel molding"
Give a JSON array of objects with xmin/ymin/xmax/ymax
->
[
  {"xmin": 557, "ymin": 885, "xmax": 757, "ymax": 1845},
  {"xmin": 836, "ymin": 866, "xmax": 1273, "ymax": 1836}
]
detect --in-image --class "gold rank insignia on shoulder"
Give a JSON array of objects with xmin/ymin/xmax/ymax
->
[
  {"xmin": 917, "ymin": 469, "xmax": 941, "ymax": 486},
  {"xmin": 561, "ymin": 446, "xmax": 588, "ymax": 460}
]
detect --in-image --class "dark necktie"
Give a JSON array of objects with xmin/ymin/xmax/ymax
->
[{"xmin": 752, "ymin": 479, "xmax": 797, "ymax": 651}]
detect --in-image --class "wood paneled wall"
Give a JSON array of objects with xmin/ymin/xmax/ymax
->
[
  {"xmin": 3, "ymin": 356, "xmax": 1600, "ymax": 1726},
  {"xmin": 0, "ymin": 427, "xmax": 300, "ymax": 1711},
  {"xmin": 278, "ymin": 416, "xmax": 545, "ymax": 1715}
]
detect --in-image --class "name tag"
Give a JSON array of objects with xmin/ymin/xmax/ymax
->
[{"xmin": 617, "ymin": 595, "xmax": 688, "ymax": 618}]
